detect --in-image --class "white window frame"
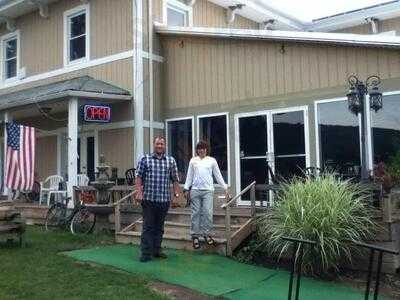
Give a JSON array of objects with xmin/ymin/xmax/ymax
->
[
  {"xmin": 234, "ymin": 106, "xmax": 310, "ymax": 204},
  {"xmin": 197, "ymin": 112, "xmax": 231, "ymax": 187},
  {"xmin": 1, "ymin": 30, "xmax": 20, "ymax": 83},
  {"xmin": 314, "ymin": 97, "xmax": 372, "ymax": 170},
  {"xmin": 163, "ymin": 0, "xmax": 193, "ymax": 27},
  {"xmin": 63, "ymin": 4, "xmax": 90, "ymax": 67},
  {"xmin": 165, "ymin": 116, "xmax": 195, "ymax": 157}
]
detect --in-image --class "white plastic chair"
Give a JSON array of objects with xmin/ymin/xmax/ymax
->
[
  {"xmin": 77, "ymin": 174, "xmax": 90, "ymax": 186},
  {"xmin": 39, "ymin": 175, "xmax": 66, "ymax": 206}
]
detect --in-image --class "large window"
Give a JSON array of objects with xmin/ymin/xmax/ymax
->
[
  {"xmin": 371, "ymin": 94, "xmax": 400, "ymax": 165},
  {"xmin": 2, "ymin": 33, "xmax": 19, "ymax": 81},
  {"xmin": 64, "ymin": 5, "xmax": 89, "ymax": 66},
  {"xmin": 165, "ymin": 0, "xmax": 192, "ymax": 26},
  {"xmin": 198, "ymin": 114, "xmax": 229, "ymax": 184},
  {"xmin": 166, "ymin": 118, "xmax": 193, "ymax": 183},
  {"xmin": 317, "ymin": 100, "xmax": 361, "ymax": 173}
]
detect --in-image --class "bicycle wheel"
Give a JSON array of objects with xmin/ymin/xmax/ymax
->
[
  {"xmin": 70, "ymin": 207, "xmax": 96, "ymax": 235},
  {"xmin": 45, "ymin": 202, "xmax": 67, "ymax": 231}
]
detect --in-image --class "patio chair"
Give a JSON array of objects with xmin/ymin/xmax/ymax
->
[
  {"xmin": 39, "ymin": 175, "xmax": 66, "ymax": 206},
  {"xmin": 125, "ymin": 168, "xmax": 136, "ymax": 185},
  {"xmin": 77, "ymin": 174, "xmax": 90, "ymax": 186}
]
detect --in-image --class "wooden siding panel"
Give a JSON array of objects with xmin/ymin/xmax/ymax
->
[
  {"xmin": 36, "ymin": 136, "xmax": 57, "ymax": 180},
  {"xmin": 0, "ymin": 58, "xmax": 133, "ymax": 96},
  {"xmin": 10, "ymin": 0, "xmax": 132, "ymax": 78},
  {"xmin": 193, "ymin": 0, "xmax": 258, "ymax": 29},
  {"xmin": 163, "ymin": 37, "xmax": 400, "ymax": 109},
  {"xmin": 99, "ymin": 128, "xmax": 134, "ymax": 173}
]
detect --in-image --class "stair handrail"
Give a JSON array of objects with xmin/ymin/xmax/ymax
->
[
  {"xmin": 114, "ymin": 190, "xmax": 136, "ymax": 233},
  {"xmin": 221, "ymin": 181, "xmax": 256, "ymax": 256}
]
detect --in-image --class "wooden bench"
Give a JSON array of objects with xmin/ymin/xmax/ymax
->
[{"xmin": 0, "ymin": 201, "xmax": 25, "ymax": 246}]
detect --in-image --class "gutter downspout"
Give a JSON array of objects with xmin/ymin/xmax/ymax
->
[
  {"xmin": 366, "ymin": 17, "xmax": 379, "ymax": 34},
  {"xmin": 148, "ymin": 0, "xmax": 154, "ymax": 149},
  {"xmin": 133, "ymin": 0, "xmax": 144, "ymax": 165}
]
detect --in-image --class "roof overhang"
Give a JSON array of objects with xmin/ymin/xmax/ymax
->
[
  {"xmin": 0, "ymin": 0, "xmax": 58, "ymax": 20},
  {"xmin": 309, "ymin": 1, "xmax": 400, "ymax": 32},
  {"xmin": 0, "ymin": 90, "xmax": 132, "ymax": 111},
  {"xmin": 156, "ymin": 25, "xmax": 400, "ymax": 48}
]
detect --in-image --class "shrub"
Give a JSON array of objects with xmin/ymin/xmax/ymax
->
[
  {"xmin": 256, "ymin": 173, "xmax": 377, "ymax": 275},
  {"xmin": 388, "ymin": 151, "xmax": 400, "ymax": 185}
]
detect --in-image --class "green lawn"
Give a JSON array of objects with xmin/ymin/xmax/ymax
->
[{"xmin": 0, "ymin": 226, "xmax": 168, "ymax": 300}]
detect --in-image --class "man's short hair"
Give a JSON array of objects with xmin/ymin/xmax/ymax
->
[{"xmin": 153, "ymin": 136, "xmax": 166, "ymax": 143}]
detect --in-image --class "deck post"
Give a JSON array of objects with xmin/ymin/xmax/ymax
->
[
  {"xmin": 2, "ymin": 112, "xmax": 8, "ymax": 196},
  {"xmin": 114, "ymin": 201, "xmax": 121, "ymax": 233},
  {"xmin": 67, "ymin": 97, "xmax": 78, "ymax": 208},
  {"xmin": 225, "ymin": 205, "xmax": 232, "ymax": 256},
  {"xmin": 250, "ymin": 184, "xmax": 256, "ymax": 217}
]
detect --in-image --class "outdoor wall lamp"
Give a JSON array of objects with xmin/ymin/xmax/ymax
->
[
  {"xmin": 346, "ymin": 75, "xmax": 383, "ymax": 115},
  {"xmin": 346, "ymin": 74, "xmax": 383, "ymax": 182}
]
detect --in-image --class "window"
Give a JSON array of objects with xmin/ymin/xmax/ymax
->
[
  {"xmin": 166, "ymin": 118, "xmax": 193, "ymax": 183},
  {"xmin": 165, "ymin": 0, "xmax": 193, "ymax": 26},
  {"xmin": 198, "ymin": 114, "xmax": 229, "ymax": 184},
  {"xmin": 64, "ymin": 5, "xmax": 89, "ymax": 66},
  {"xmin": 2, "ymin": 32, "xmax": 19, "ymax": 81},
  {"xmin": 371, "ymin": 94, "xmax": 400, "ymax": 165},
  {"xmin": 317, "ymin": 100, "xmax": 361, "ymax": 173}
]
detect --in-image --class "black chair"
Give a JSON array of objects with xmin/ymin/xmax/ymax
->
[{"xmin": 125, "ymin": 168, "xmax": 136, "ymax": 185}]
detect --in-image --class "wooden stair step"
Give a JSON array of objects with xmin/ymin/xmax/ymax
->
[
  {"xmin": 133, "ymin": 221, "xmax": 240, "ymax": 238},
  {"xmin": 116, "ymin": 230, "xmax": 228, "ymax": 255}
]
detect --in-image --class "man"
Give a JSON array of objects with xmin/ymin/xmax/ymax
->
[{"xmin": 135, "ymin": 136, "xmax": 180, "ymax": 262}]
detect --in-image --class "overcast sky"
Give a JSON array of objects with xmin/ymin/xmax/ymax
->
[{"xmin": 266, "ymin": 0, "xmax": 391, "ymax": 22}]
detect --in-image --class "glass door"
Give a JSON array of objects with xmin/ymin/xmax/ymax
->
[
  {"xmin": 236, "ymin": 107, "xmax": 308, "ymax": 205},
  {"xmin": 271, "ymin": 110, "xmax": 307, "ymax": 179},
  {"xmin": 238, "ymin": 114, "xmax": 272, "ymax": 202}
]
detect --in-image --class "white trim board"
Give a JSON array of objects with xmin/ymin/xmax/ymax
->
[
  {"xmin": 0, "ymin": 49, "xmax": 163, "ymax": 91},
  {"xmin": 36, "ymin": 119, "xmax": 165, "ymax": 137},
  {"xmin": 155, "ymin": 25, "xmax": 400, "ymax": 48}
]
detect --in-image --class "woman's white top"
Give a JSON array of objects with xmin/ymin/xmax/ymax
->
[{"xmin": 184, "ymin": 156, "xmax": 228, "ymax": 191}]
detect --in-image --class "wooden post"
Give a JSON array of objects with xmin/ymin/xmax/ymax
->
[
  {"xmin": 115, "ymin": 202, "xmax": 121, "ymax": 233},
  {"xmin": 250, "ymin": 183, "xmax": 256, "ymax": 217},
  {"xmin": 225, "ymin": 205, "xmax": 232, "ymax": 256},
  {"xmin": 67, "ymin": 98, "xmax": 78, "ymax": 208}
]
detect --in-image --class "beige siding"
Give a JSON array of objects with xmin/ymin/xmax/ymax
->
[
  {"xmin": 5, "ymin": 0, "xmax": 133, "ymax": 78},
  {"xmin": 336, "ymin": 16, "xmax": 400, "ymax": 35},
  {"xmin": 0, "ymin": 57, "xmax": 133, "ymax": 95},
  {"xmin": 193, "ymin": 0, "xmax": 258, "ymax": 29},
  {"xmin": 36, "ymin": 136, "xmax": 57, "ymax": 180},
  {"xmin": 162, "ymin": 36, "xmax": 400, "ymax": 109},
  {"xmin": 99, "ymin": 128, "xmax": 134, "ymax": 176}
]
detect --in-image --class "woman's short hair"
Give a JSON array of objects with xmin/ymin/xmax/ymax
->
[{"xmin": 196, "ymin": 140, "xmax": 209, "ymax": 153}]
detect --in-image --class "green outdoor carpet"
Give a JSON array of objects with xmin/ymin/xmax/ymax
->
[{"xmin": 64, "ymin": 245, "xmax": 388, "ymax": 300}]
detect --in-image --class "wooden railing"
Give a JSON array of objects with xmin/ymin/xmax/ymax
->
[
  {"xmin": 113, "ymin": 191, "xmax": 136, "ymax": 233},
  {"xmin": 221, "ymin": 181, "xmax": 256, "ymax": 256}
]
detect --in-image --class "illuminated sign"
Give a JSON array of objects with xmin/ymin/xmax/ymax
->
[{"xmin": 83, "ymin": 104, "xmax": 111, "ymax": 123}]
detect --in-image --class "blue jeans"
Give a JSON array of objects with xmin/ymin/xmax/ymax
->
[{"xmin": 190, "ymin": 190, "xmax": 213, "ymax": 237}]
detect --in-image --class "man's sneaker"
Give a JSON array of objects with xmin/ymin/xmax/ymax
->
[
  {"xmin": 139, "ymin": 256, "xmax": 152, "ymax": 263},
  {"xmin": 153, "ymin": 252, "xmax": 168, "ymax": 259}
]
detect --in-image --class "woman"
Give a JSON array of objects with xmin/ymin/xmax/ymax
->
[{"xmin": 183, "ymin": 141, "xmax": 229, "ymax": 249}]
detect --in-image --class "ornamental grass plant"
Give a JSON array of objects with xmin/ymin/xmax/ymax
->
[{"xmin": 256, "ymin": 173, "xmax": 377, "ymax": 275}]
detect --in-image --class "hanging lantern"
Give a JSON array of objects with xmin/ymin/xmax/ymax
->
[
  {"xmin": 369, "ymin": 85, "xmax": 383, "ymax": 112},
  {"xmin": 346, "ymin": 85, "xmax": 362, "ymax": 114}
]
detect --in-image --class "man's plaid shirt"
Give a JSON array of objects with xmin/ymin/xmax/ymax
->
[{"xmin": 136, "ymin": 153, "xmax": 179, "ymax": 203}]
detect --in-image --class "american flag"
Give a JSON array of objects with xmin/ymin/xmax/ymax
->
[{"xmin": 5, "ymin": 122, "xmax": 36, "ymax": 191}]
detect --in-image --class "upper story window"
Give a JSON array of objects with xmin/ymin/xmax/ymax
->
[
  {"xmin": 165, "ymin": 0, "xmax": 193, "ymax": 26},
  {"xmin": 64, "ymin": 5, "xmax": 90, "ymax": 66},
  {"xmin": 1, "ymin": 31, "xmax": 19, "ymax": 81}
]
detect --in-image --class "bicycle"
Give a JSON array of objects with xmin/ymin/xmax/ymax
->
[{"xmin": 45, "ymin": 194, "xmax": 96, "ymax": 235}]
